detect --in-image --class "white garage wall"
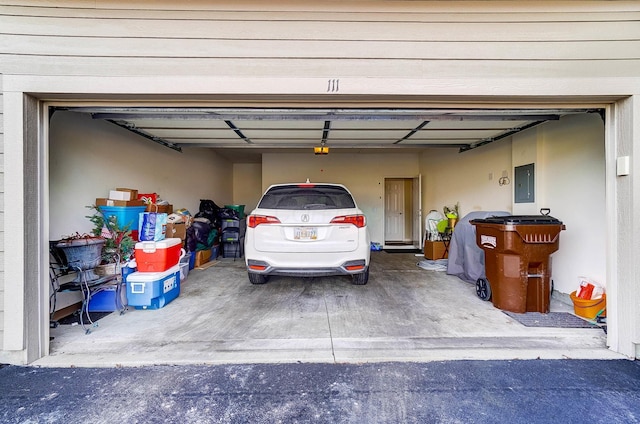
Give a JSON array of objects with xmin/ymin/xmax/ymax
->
[
  {"xmin": 261, "ymin": 152, "xmax": 420, "ymax": 245},
  {"xmin": 232, "ymin": 163, "xmax": 262, "ymax": 214},
  {"xmin": 421, "ymin": 114, "xmax": 606, "ymax": 296},
  {"xmin": 420, "ymin": 140, "xmax": 514, "ymax": 217},
  {"xmin": 49, "ymin": 112, "xmax": 233, "ymax": 239},
  {"xmin": 519, "ymin": 114, "xmax": 606, "ymax": 295}
]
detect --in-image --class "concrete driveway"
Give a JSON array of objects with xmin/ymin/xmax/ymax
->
[
  {"xmin": 40, "ymin": 252, "xmax": 621, "ymax": 367},
  {"xmin": 2, "ymin": 360, "xmax": 639, "ymax": 423}
]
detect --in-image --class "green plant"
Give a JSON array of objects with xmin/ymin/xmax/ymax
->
[
  {"xmin": 443, "ymin": 202, "xmax": 460, "ymax": 219},
  {"xmin": 87, "ymin": 206, "xmax": 135, "ymax": 264}
]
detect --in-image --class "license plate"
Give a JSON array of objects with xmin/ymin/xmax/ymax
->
[{"xmin": 294, "ymin": 227, "xmax": 317, "ymax": 240}]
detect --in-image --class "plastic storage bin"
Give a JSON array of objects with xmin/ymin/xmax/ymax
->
[
  {"xmin": 211, "ymin": 244, "xmax": 220, "ymax": 259},
  {"xmin": 179, "ymin": 252, "xmax": 191, "ymax": 282},
  {"xmin": 126, "ymin": 265, "xmax": 180, "ymax": 309},
  {"xmin": 134, "ymin": 238, "xmax": 183, "ymax": 272},
  {"xmin": 470, "ymin": 214, "xmax": 565, "ymax": 313},
  {"xmin": 223, "ymin": 238, "xmax": 244, "ymax": 258},
  {"xmin": 224, "ymin": 204, "xmax": 245, "ymax": 219},
  {"xmin": 98, "ymin": 205, "xmax": 146, "ymax": 231},
  {"xmin": 88, "ymin": 284, "xmax": 123, "ymax": 312},
  {"xmin": 221, "ymin": 218, "xmax": 247, "ymax": 236},
  {"xmin": 222, "ymin": 228, "xmax": 240, "ymax": 242},
  {"xmin": 188, "ymin": 249, "xmax": 196, "ymax": 270}
]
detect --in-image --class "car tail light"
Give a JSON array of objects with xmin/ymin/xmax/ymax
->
[
  {"xmin": 343, "ymin": 260, "xmax": 366, "ymax": 271},
  {"xmin": 247, "ymin": 260, "xmax": 269, "ymax": 271},
  {"xmin": 330, "ymin": 214, "xmax": 366, "ymax": 228},
  {"xmin": 248, "ymin": 215, "xmax": 281, "ymax": 228}
]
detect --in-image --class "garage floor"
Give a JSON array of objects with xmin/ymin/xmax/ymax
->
[{"xmin": 39, "ymin": 252, "xmax": 622, "ymax": 367}]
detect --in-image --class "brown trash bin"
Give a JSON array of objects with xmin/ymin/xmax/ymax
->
[{"xmin": 470, "ymin": 214, "xmax": 565, "ymax": 314}]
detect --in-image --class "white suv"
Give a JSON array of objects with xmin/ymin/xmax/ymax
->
[{"xmin": 244, "ymin": 182, "xmax": 371, "ymax": 285}]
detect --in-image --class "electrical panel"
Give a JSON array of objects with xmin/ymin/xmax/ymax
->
[{"xmin": 514, "ymin": 163, "xmax": 535, "ymax": 203}]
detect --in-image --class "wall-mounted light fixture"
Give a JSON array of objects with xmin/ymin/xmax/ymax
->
[{"xmin": 314, "ymin": 145, "xmax": 329, "ymax": 155}]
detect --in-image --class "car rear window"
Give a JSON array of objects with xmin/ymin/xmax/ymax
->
[{"xmin": 258, "ymin": 185, "xmax": 356, "ymax": 210}]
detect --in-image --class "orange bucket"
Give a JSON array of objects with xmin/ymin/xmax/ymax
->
[{"xmin": 570, "ymin": 291, "xmax": 606, "ymax": 320}]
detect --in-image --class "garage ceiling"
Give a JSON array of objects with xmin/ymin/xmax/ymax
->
[{"xmin": 60, "ymin": 107, "xmax": 597, "ymax": 161}]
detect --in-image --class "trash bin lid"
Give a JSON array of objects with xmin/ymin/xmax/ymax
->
[{"xmin": 471, "ymin": 215, "xmax": 563, "ymax": 225}]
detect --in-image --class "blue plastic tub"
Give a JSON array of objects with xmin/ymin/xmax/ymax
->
[
  {"xmin": 188, "ymin": 250, "xmax": 196, "ymax": 270},
  {"xmin": 88, "ymin": 285, "xmax": 122, "ymax": 312},
  {"xmin": 98, "ymin": 205, "xmax": 146, "ymax": 231}
]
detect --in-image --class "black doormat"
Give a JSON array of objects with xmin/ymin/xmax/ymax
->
[
  {"xmin": 383, "ymin": 249, "xmax": 422, "ymax": 254},
  {"xmin": 56, "ymin": 311, "xmax": 112, "ymax": 326},
  {"xmin": 503, "ymin": 311, "xmax": 598, "ymax": 328}
]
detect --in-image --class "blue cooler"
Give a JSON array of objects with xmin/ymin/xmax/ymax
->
[{"xmin": 126, "ymin": 265, "xmax": 180, "ymax": 310}]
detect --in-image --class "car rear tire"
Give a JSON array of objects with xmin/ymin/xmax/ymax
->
[
  {"xmin": 351, "ymin": 268, "xmax": 369, "ymax": 285},
  {"xmin": 248, "ymin": 272, "xmax": 268, "ymax": 285}
]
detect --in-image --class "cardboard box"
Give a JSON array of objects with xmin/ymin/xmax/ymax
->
[
  {"xmin": 115, "ymin": 188, "xmax": 139, "ymax": 200},
  {"xmin": 96, "ymin": 198, "xmax": 145, "ymax": 207},
  {"xmin": 424, "ymin": 240, "xmax": 448, "ymax": 260},
  {"xmin": 145, "ymin": 204, "xmax": 173, "ymax": 214},
  {"xmin": 165, "ymin": 222, "xmax": 186, "ymax": 240},
  {"xmin": 109, "ymin": 190, "xmax": 135, "ymax": 201},
  {"xmin": 194, "ymin": 249, "xmax": 212, "ymax": 267}
]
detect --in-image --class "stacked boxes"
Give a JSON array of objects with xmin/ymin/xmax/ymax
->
[
  {"xmin": 126, "ymin": 238, "xmax": 183, "ymax": 309},
  {"xmin": 96, "ymin": 187, "xmax": 146, "ymax": 241},
  {"xmin": 221, "ymin": 218, "xmax": 246, "ymax": 258}
]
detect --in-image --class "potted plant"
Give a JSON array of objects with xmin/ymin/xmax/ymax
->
[
  {"xmin": 55, "ymin": 233, "xmax": 106, "ymax": 282},
  {"xmin": 443, "ymin": 202, "xmax": 460, "ymax": 229},
  {"xmin": 86, "ymin": 205, "xmax": 136, "ymax": 275}
]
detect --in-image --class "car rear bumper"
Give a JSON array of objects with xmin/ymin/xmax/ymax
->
[{"xmin": 246, "ymin": 258, "xmax": 368, "ymax": 277}]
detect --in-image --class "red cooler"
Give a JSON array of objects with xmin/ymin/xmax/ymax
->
[{"xmin": 135, "ymin": 238, "xmax": 183, "ymax": 272}]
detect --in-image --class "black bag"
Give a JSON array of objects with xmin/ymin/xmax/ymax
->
[
  {"xmin": 218, "ymin": 207, "xmax": 240, "ymax": 220},
  {"xmin": 199, "ymin": 199, "xmax": 219, "ymax": 215},
  {"xmin": 195, "ymin": 199, "xmax": 221, "ymax": 227}
]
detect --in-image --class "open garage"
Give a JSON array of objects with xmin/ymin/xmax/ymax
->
[
  {"xmin": 1, "ymin": 1, "xmax": 639, "ymax": 364},
  {"xmin": 37, "ymin": 104, "xmax": 615, "ymax": 366}
]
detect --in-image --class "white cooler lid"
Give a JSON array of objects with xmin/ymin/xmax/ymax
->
[
  {"xmin": 127, "ymin": 264, "xmax": 181, "ymax": 282},
  {"xmin": 135, "ymin": 237, "xmax": 182, "ymax": 250}
]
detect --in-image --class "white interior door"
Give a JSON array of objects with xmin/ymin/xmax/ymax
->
[
  {"xmin": 412, "ymin": 174, "xmax": 422, "ymax": 249},
  {"xmin": 384, "ymin": 179, "xmax": 405, "ymax": 242}
]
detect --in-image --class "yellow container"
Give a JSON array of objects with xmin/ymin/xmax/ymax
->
[{"xmin": 570, "ymin": 291, "xmax": 606, "ymax": 319}]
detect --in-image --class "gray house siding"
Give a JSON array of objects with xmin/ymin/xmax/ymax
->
[
  {"xmin": 0, "ymin": 3, "xmax": 639, "ymax": 79},
  {"xmin": 0, "ymin": 75, "xmax": 4, "ymax": 351}
]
